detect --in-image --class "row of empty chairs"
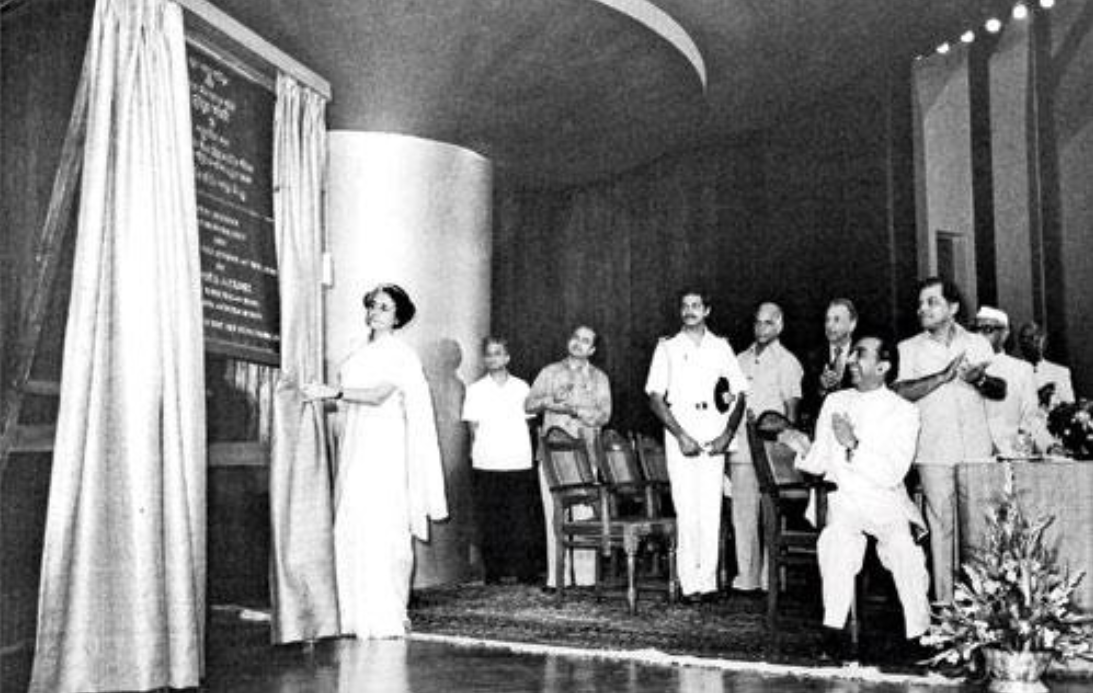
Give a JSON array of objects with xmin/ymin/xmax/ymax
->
[
  {"xmin": 540, "ymin": 416, "xmax": 859, "ymax": 654},
  {"xmin": 538, "ymin": 427, "xmax": 679, "ymax": 614}
]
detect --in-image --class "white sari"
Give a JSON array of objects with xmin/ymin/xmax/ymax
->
[{"xmin": 334, "ymin": 334, "xmax": 447, "ymax": 638}]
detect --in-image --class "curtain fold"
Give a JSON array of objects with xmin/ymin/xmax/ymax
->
[
  {"xmin": 30, "ymin": 0, "xmax": 206, "ymax": 690},
  {"xmin": 269, "ymin": 73, "xmax": 340, "ymax": 643}
]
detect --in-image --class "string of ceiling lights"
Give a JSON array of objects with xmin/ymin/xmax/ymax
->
[{"xmin": 917, "ymin": 0, "xmax": 1058, "ymax": 59}]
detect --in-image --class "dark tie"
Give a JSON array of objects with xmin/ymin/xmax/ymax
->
[{"xmin": 831, "ymin": 345, "xmax": 843, "ymax": 369}]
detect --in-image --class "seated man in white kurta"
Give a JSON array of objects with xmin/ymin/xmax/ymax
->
[{"xmin": 783, "ymin": 335, "xmax": 930, "ymax": 653}]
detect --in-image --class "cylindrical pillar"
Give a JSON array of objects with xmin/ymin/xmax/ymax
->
[{"xmin": 325, "ymin": 130, "xmax": 491, "ymax": 587}]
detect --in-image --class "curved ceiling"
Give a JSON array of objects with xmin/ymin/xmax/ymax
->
[{"xmin": 210, "ymin": 0, "xmax": 1013, "ymax": 188}]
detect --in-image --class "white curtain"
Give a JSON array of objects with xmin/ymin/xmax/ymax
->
[
  {"xmin": 269, "ymin": 73, "xmax": 340, "ymax": 643},
  {"xmin": 30, "ymin": 0, "xmax": 206, "ymax": 690}
]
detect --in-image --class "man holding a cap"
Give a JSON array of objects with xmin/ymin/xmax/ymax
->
[{"xmin": 646, "ymin": 288, "xmax": 749, "ymax": 603}]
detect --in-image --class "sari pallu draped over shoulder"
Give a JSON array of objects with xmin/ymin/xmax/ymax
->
[{"xmin": 404, "ymin": 361, "xmax": 449, "ymax": 541}]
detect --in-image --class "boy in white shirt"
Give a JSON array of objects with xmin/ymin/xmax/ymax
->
[{"xmin": 462, "ymin": 337, "xmax": 538, "ymax": 584}]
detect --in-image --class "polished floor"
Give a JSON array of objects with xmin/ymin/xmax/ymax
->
[{"xmin": 204, "ymin": 628, "xmax": 1093, "ymax": 693}]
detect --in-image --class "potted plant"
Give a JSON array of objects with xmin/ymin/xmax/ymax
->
[{"xmin": 921, "ymin": 464, "xmax": 1093, "ymax": 692}]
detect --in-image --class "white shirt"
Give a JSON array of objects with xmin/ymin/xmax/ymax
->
[
  {"xmin": 462, "ymin": 374, "xmax": 533, "ymax": 471},
  {"xmin": 986, "ymin": 353, "xmax": 1050, "ymax": 454},
  {"xmin": 739, "ymin": 339, "xmax": 804, "ymax": 417},
  {"xmin": 645, "ymin": 330, "xmax": 749, "ymax": 443},
  {"xmin": 797, "ymin": 387, "xmax": 924, "ymax": 530},
  {"xmin": 897, "ymin": 324, "xmax": 995, "ymax": 465},
  {"xmin": 1033, "ymin": 359, "xmax": 1075, "ymax": 410}
]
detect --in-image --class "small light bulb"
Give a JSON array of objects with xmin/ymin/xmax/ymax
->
[
  {"xmin": 1013, "ymin": 3, "xmax": 1030, "ymax": 20},
  {"xmin": 961, "ymin": 30, "xmax": 975, "ymax": 44},
  {"xmin": 1040, "ymin": 0, "xmax": 1055, "ymax": 8},
  {"xmin": 985, "ymin": 18, "xmax": 1003, "ymax": 33},
  {"xmin": 937, "ymin": 42, "xmax": 951, "ymax": 54}
]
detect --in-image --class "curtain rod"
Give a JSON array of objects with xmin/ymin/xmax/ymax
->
[{"xmin": 175, "ymin": 0, "xmax": 331, "ymax": 100}]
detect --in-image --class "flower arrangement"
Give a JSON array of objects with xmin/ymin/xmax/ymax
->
[
  {"xmin": 922, "ymin": 465, "xmax": 1093, "ymax": 672},
  {"xmin": 1046, "ymin": 399, "xmax": 1093, "ymax": 461}
]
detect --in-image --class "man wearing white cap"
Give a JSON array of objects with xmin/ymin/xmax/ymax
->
[{"xmin": 974, "ymin": 307, "xmax": 1051, "ymax": 455}]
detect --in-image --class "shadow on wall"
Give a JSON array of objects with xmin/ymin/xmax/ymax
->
[{"xmin": 414, "ymin": 337, "xmax": 476, "ymax": 586}]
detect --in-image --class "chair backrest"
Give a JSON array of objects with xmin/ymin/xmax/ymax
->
[
  {"xmin": 747, "ymin": 411, "xmax": 807, "ymax": 494},
  {"xmin": 600, "ymin": 430, "xmax": 643, "ymax": 486},
  {"xmin": 540, "ymin": 426, "xmax": 598, "ymax": 491},
  {"xmin": 633, "ymin": 433, "xmax": 670, "ymax": 485}
]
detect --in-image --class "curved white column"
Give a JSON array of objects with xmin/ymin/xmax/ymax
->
[{"xmin": 325, "ymin": 130, "xmax": 492, "ymax": 587}]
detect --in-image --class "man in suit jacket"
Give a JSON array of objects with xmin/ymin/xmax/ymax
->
[{"xmin": 801, "ymin": 298, "xmax": 858, "ymax": 432}]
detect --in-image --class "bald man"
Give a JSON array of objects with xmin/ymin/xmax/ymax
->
[{"xmin": 729, "ymin": 302, "xmax": 804, "ymax": 592}]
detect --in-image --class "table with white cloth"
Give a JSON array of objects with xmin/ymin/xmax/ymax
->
[{"xmin": 956, "ymin": 458, "xmax": 1093, "ymax": 612}]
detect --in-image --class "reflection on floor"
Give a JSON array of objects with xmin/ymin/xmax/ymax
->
[{"xmin": 205, "ymin": 622, "xmax": 1092, "ymax": 693}]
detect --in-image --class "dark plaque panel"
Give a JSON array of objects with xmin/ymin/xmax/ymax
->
[{"xmin": 188, "ymin": 42, "xmax": 279, "ymax": 364}]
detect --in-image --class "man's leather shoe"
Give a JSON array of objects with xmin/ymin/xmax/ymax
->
[{"xmin": 679, "ymin": 592, "xmax": 702, "ymax": 606}]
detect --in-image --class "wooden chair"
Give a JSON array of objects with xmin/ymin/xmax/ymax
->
[
  {"xmin": 600, "ymin": 430, "xmax": 658, "ymax": 518},
  {"xmin": 632, "ymin": 432, "xmax": 673, "ymax": 518},
  {"xmin": 746, "ymin": 411, "xmax": 855, "ymax": 651},
  {"xmin": 540, "ymin": 427, "xmax": 678, "ymax": 613}
]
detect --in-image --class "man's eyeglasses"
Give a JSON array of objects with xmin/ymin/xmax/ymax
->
[{"xmin": 975, "ymin": 323, "xmax": 1005, "ymax": 334}]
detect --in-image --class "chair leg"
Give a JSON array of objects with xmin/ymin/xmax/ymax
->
[
  {"xmin": 625, "ymin": 536, "xmax": 638, "ymax": 615},
  {"xmin": 594, "ymin": 550, "xmax": 603, "ymax": 603},
  {"xmin": 668, "ymin": 536, "xmax": 679, "ymax": 603},
  {"xmin": 555, "ymin": 540, "xmax": 567, "ymax": 603}
]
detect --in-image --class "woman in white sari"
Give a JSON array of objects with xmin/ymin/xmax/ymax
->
[{"xmin": 304, "ymin": 284, "xmax": 447, "ymax": 638}]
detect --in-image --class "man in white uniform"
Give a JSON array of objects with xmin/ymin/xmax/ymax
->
[
  {"xmin": 974, "ymin": 307, "xmax": 1051, "ymax": 455},
  {"xmin": 785, "ymin": 336, "xmax": 930, "ymax": 657},
  {"xmin": 730, "ymin": 302, "xmax": 803, "ymax": 592},
  {"xmin": 646, "ymin": 289, "xmax": 749, "ymax": 603}
]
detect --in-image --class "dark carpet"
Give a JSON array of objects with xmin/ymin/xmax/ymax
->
[{"xmin": 408, "ymin": 580, "xmax": 925, "ymax": 676}]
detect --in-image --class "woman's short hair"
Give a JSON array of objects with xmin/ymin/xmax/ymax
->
[{"xmin": 363, "ymin": 283, "xmax": 416, "ymax": 328}]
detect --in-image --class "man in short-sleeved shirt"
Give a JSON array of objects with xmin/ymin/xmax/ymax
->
[
  {"xmin": 729, "ymin": 302, "xmax": 803, "ymax": 592},
  {"xmin": 526, "ymin": 325, "xmax": 612, "ymax": 589},
  {"xmin": 463, "ymin": 337, "xmax": 537, "ymax": 584},
  {"xmin": 895, "ymin": 277, "xmax": 1005, "ymax": 603},
  {"xmin": 646, "ymin": 289, "xmax": 748, "ymax": 601}
]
